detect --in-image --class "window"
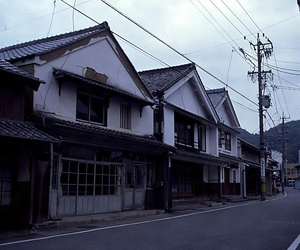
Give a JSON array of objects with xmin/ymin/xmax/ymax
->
[
  {"xmin": 60, "ymin": 160, "xmax": 122, "ymax": 196},
  {"xmin": 198, "ymin": 124, "xmax": 206, "ymax": 152},
  {"xmin": 120, "ymin": 103, "xmax": 131, "ymax": 129},
  {"xmin": 146, "ymin": 164, "xmax": 155, "ymax": 189},
  {"xmin": 76, "ymin": 91, "xmax": 105, "ymax": 125},
  {"xmin": 225, "ymin": 132, "xmax": 231, "ymax": 151},
  {"xmin": 175, "ymin": 114, "xmax": 194, "ymax": 148},
  {"xmin": 218, "ymin": 129, "xmax": 222, "ymax": 148},
  {"xmin": 0, "ymin": 167, "xmax": 12, "ymax": 205}
]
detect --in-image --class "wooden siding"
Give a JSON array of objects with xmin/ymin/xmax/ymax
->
[{"xmin": 0, "ymin": 87, "xmax": 25, "ymax": 120}]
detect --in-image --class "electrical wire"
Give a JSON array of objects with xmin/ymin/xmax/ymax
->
[
  {"xmin": 209, "ymin": 0, "xmax": 250, "ymax": 42},
  {"xmin": 47, "ymin": 0, "xmax": 57, "ymax": 37},
  {"xmin": 220, "ymin": 0, "xmax": 256, "ymax": 40},
  {"xmin": 236, "ymin": 0, "xmax": 264, "ymax": 35},
  {"xmin": 99, "ymin": 0, "xmax": 258, "ymax": 107}
]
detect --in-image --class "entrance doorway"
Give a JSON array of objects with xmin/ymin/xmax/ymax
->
[{"xmin": 124, "ymin": 163, "xmax": 145, "ymax": 209}]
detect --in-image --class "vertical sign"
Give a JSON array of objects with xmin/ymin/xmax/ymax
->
[{"xmin": 261, "ymin": 158, "xmax": 265, "ymax": 177}]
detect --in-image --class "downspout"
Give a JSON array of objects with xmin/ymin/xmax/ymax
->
[
  {"xmin": 242, "ymin": 168, "xmax": 247, "ymax": 198},
  {"xmin": 219, "ymin": 166, "xmax": 222, "ymax": 201},
  {"xmin": 167, "ymin": 153, "xmax": 173, "ymax": 212},
  {"xmin": 47, "ymin": 143, "xmax": 54, "ymax": 220},
  {"xmin": 29, "ymin": 150, "xmax": 35, "ymax": 226}
]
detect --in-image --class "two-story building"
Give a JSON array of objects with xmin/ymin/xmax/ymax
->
[
  {"xmin": 0, "ymin": 60, "xmax": 58, "ymax": 227},
  {"xmin": 207, "ymin": 88, "xmax": 241, "ymax": 197},
  {"xmin": 139, "ymin": 64, "xmax": 241, "ymax": 204},
  {"xmin": 0, "ymin": 22, "xmax": 174, "ymax": 225}
]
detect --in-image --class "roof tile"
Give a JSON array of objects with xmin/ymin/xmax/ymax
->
[
  {"xmin": 0, "ymin": 59, "xmax": 44, "ymax": 85},
  {"xmin": 139, "ymin": 63, "xmax": 195, "ymax": 94},
  {"xmin": 0, "ymin": 22, "xmax": 109, "ymax": 61},
  {"xmin": 0, "ymin": 119, "xmax": 59, "ymax": 142}
]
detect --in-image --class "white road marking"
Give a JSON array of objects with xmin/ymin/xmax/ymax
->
[
  {"xmin": 288, "ymin": 234, "xmax": 300, "ymax": 250},
  {"xmin": 0, "ymin": 193, "xmax": 287, "ymax": 247}
]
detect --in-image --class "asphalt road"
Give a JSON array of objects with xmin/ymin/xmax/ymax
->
[{"xmin": 1, "ymin": 188, "xmax": 300, "ymax": 250}]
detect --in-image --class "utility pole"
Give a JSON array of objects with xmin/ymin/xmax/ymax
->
[
  {"xmin": 248, "ymin": 33, "xmax": 273, "ymax": 201},
  {"xmin": 281, "ymin": 116, "xmax": 286, "ymax": 193},
  {"xmin": 281, "ymin": 115, "xmax": 289, "ymax": 192}
]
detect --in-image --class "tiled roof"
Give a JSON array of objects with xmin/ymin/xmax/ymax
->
[
  {"xmin": 206, "ymin": 87, "xmax": 226, "ymax": 95},
  {"xmin": 0, "ymin": 59, "xmax": 44, "ymax": 86},
  {"xmin": 0, "ymin": 22, "xmax": 109, "ymax": 61},
  {"xmin": 0, "ymin": 119, "xmax": 59, "ymax": 142},
  {"xmin": 139, "ymin": 63, "xmax": 195, "ymax": 94},
  {"xmin": 53, "ymin": 68, "xmax": 154, "ymax": 105},
  {"xmin": 174, "ymin": 149, "xmax": 227, "ymax": 165},
  {"xmin": 35, "ymin": 112, "xmax": 174, "ymax": 151}
]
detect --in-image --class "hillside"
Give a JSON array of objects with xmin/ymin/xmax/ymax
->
[{"xmin": 238, "ymin": 120, "xmax": 300, "ymax": 163}]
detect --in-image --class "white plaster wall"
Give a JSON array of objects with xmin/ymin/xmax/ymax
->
[
  {"xmin": 231, "ymin": 133, "xmax": 238, "ymax": 157},
  {"xmin": 108, "ymin": 96, "xmax": 153, "ymax": 134},
  {"xmin": 166, "ymin": 81, "xmax": 208, "ymax": 119},
  {"xmin": 34, "ymin": 36, "xmax": 151, "ymax": 113},
  {"xmin": 218, "ymin": 106, "xmax": 231, "ymax": 126},
  {"xmin": 34, "ymin": 63, "xmax": 78, "ymax": 119},
  {"xmin": 207, "ymin": 126, "xmax": 219, "ymax": 156},
  {"xmin": 31, "ymin": 36, "xmax": 154, "ymax": 134},
  {"xmin": 163, "ymin": 107, "xmax": 175, "ymax": 146}
]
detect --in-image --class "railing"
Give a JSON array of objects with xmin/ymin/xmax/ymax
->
[{"xmin": 174, "ymin": 135, "xmax": 199, "ymax": 152}]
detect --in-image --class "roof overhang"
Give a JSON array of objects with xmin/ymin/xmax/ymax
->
[
  {"xmin": 0, "ymin": 119, "xmax": 59, "ymax": 143},
  {"xmin": 172, "ymin": 149, "xmax": 227, "ymax": 166},
  {"xmin": 53, "ymin": 68, "xmax": 154, "ymax": 106},
  {"xmin": 35, "ymin": 113, "xmax": 174, "ymax": 155},
  {"xmin": 0, "ymin": 60, "xmax": 44, "ymax": 90}
]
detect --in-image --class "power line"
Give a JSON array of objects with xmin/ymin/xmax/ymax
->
[
  {"xmin": 236, "ymin": 0, "xmax": 264, "ymax": 35},
  {"xmin": 99, "ymin": 0, "xmax": 258, "ymax": 107},
  {"xmin": 220, "ymin": 0, "xmax": 256, "ymax": 40},
  {"xmin": 209, "ymin": 0, "xmax": 249, "ymax": 41},
  {"xmin": 190, "ymin": 0, "xmax": 256, "ymax": 71},
  {"xmin": 60, "ymin": 0, "xmax": 169, "ymax": 67}
]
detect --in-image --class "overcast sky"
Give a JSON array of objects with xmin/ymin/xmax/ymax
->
[{"xmin": 1, "ymin": 0, "xmax": 300, "ymax": 133}]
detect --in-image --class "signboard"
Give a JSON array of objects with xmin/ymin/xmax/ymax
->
[{"xmin": 261, "ymin": 158, "xmax": 265, "ymax": 177}]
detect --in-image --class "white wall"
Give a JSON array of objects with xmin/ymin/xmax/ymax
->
[
  {"xmin": 166, "ymin": 80, "xmax": 208, "ymax": 119},
  {"xmin": 163, "ymin": 107, "xmax": 175, "ymax": 146},
  {"xmin": 32, "ymin": 35, "xmax": 154, "ymax": 135}
]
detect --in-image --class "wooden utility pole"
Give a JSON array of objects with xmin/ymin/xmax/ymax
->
[
  {"xmin": 281, "ymin": 116, "xmax": 286, "ymax": 192},
  {"xmin": 248, "ymin": 33, "xmax": 273, "ymax": 201}
]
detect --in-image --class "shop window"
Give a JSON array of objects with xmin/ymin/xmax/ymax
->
[
  {"xmin": 76, "ymin": 91, "xmax": 106, "ymax": 125},
  {"xmin": 60, "ymin": 160, "xmax": 121, "ymax": 196}
]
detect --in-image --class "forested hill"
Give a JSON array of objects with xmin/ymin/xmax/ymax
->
[{"xmin": 238, "ymin": 120, "xmax": 300, "ymax": 163}]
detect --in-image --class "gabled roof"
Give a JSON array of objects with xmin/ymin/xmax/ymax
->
[
  {"xmin": 0, "ymin": 119, "xmax": 59, "ymax": 143},
  {"xmin": 207, "ymin": 87, "xmax": 240, "ymax": 128},
  {"xmin": 0, "ymin": 59, "xmax": 45, "ymax": 89},
  {"xmin": 139, "ymin": 63, "xmax": 195, "ymax": 94},
  {"xmin": 0, "ymin": 22, "xmax": 153, "ymax": 101},
  {"xmin": 0, "ymin": 22, "xmax": 109, "ymax": 61}
]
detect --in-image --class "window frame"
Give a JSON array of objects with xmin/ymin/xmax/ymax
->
[
  {"xmin": 198, "ymin": 123, "xmax": 206, "ymax": 152},
  {"xmin": 120, "ymin": 103, "xmax": 131, "ymax": 129},
  {"xmin": 174, "ymin": 113, "xmax": 194, "ymax": 148},
  {"xmin": 224, "ymin": 132, "xmax": 232, "ymax": 151},
  {"xmin": 76, "ymin": 90, "xmax": 106, "ymax": 125}
]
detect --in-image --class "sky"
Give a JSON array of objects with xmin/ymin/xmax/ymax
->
[{"xmin": 0, "ymin": 0, "xmax": 300, "ymax": 133}]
